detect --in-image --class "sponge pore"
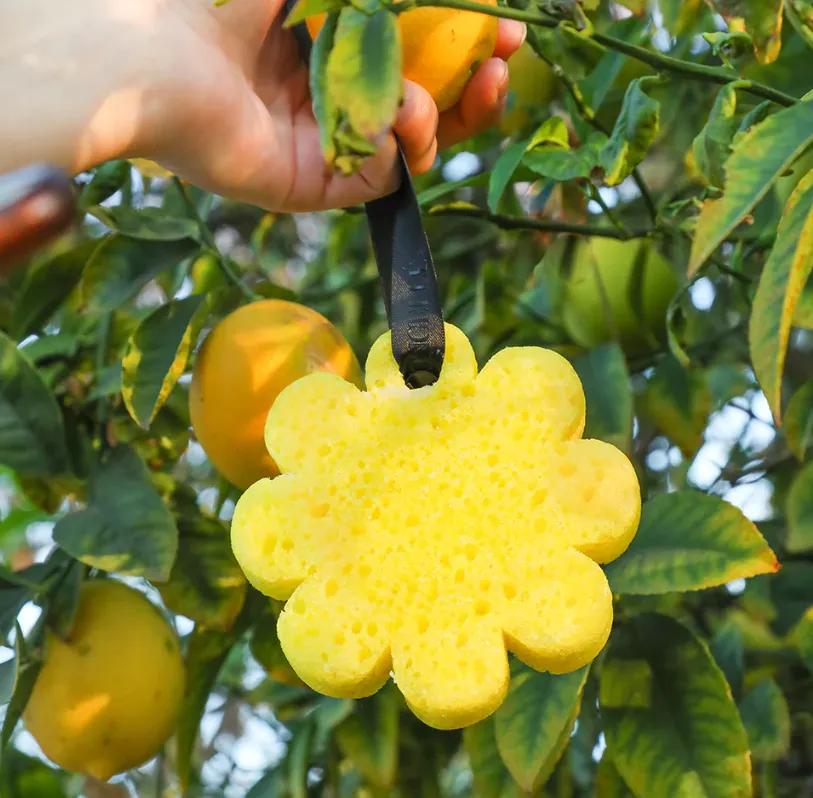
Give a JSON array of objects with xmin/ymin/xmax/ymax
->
[{"xmin": 231, "ymin": 324, "xmax": 641, "ymax": 729}]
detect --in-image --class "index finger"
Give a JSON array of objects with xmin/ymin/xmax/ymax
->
[{"xmin": 493, "ymin": 19, "xmax": 526, "ymax": 60}]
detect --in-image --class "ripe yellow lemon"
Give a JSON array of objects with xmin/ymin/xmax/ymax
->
[
  {"xmin": 24, "ymin": 580, "xmax": 184, "ymax": 781},
  {"xmin": 189, "ymin": 299, "xmax": 364, "ymax": 490},
  {"xmin": 306, "ymin": 1, "xmax": 498, "ymax": 112},
  {"xmin": 500, "ymin": 43, "xmax": 556, "ymax": 136}
]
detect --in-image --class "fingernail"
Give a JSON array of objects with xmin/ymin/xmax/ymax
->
[
  {"xmin": 497, "ymin": 61, "xmax": 510, "ymax": 100},
  {"xmin": 519, "ymin": 23, "xmax": 527, "ymax": 47}
]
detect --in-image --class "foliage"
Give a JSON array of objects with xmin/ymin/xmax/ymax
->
[{"xmin": 2, "ymin": 0, "xmax": 813, "ymax": 795}]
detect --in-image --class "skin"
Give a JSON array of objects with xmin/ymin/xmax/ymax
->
[{"xmin": 0, "ymin": 0, "xmax": 525, "ymax": 213}]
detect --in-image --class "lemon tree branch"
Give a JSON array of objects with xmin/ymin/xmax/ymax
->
[
  {"xmin": 408, "ymin": 0, "xmax": 798, "ymax": 108},
  {"xmin": 426, "ymin": 205, "xmax": 656, "ymax": 238}
]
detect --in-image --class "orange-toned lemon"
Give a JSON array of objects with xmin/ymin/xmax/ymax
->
[
  {"xmin": 306, "ymin": 1, "xmax": 498, "ymax": 112},
  {"xmin": 24, "ymin": 580, "xmax": 184, "ymax": 780},
  {"xmin": 189, "ymin": 299, "xmax": 364, "ymax": 490}
]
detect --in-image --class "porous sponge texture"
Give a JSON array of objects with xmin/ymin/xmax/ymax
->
[{"xmin": 231, "ymin": 324, "xmax": 641, "ymax": 729}]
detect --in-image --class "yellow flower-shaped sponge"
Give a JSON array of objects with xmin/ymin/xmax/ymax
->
[{"xmin": 231, "ymin": 325, "xmax": 641, "ymax": 729}]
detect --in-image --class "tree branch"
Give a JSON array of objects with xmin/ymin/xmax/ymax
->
[
  {"xmin": 427, "ymin": 205, "xmax": 655, "ymax": 238},
  {"xmin": 411, "ymin": 0, "xmax": 798, "ymax": 108}
]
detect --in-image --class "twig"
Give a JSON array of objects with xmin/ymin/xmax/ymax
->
[
  {"xmin": 95, "ymin": 312, "xmax": 112, "ymax": 449},
  {"xmin": 410, "ymin": 0, "xmax": 798, "ymax": 108},
  {"xmin": 534, "ymin": 45, "xmax": 659, "ymax": 224},
  {"xmin": 175, "ymin": 179, "xmax": 257, "ymax": 301},
  {"xmin": 427, "ymin": 204, "xmax": 655, "ymax": 238},
  {"xmin": 586, "ymin": 183, "xmax": 626, "ymax": 233}
]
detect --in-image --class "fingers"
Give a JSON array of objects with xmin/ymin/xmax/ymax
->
[
  {"xmin": 437, "ymin": 58, "xmax": 509, "ymax": 151},
  {"xmin": 493, "ymin": 19, "xmax": 526, "ymax": 60},
  {"xmin": 393, "ymin": 81, "xmax": 439, "ymax": 174}
]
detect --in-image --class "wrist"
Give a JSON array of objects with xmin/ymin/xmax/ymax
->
[{"xmin": 0, "ymin": 0, "xmax": 163, "ymax": 175}]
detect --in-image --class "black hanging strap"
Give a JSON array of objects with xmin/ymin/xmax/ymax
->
[{"xmin": 284, "ymin": 7, "xmax": 446, "ymax": 388}]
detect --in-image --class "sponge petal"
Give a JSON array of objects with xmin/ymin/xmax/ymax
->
[
  {"xmin": 391, "ymin": 609, "xmax": 509, "ymax": 730},
  {"xmin": 278, "ymin": 567, "xmax": 391, "ymax": 699},
  {"xmin": 501, "ymin": 546, "xmax": 613, "ymax": 675},
  {"xmin": 551, "ymin": 439, "xmax": 642, "ymax": 563}
]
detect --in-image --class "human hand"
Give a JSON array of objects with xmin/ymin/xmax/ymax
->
[{"xmin": 0, "ymin": 0, "xmax": 524, "ymax": 213}]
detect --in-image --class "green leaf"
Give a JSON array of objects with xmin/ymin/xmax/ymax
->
[
  {"xmin": 702, "ymin": 32, "xmax": 756, "ymax": 68},
  {"xmin": 417, "ymin": 173, "xmax": 490, "ymax": 206},
  {"xmin": 157, "ymin": 513, "xmax": 247, "ymax": 631},
  {"xmin": 20, "ymin": 333, "xmax": 81, "ymax": 365},
  {"xmin": 568, "ymin": 675, "xmax": 600, "ymax": 791},
  {"xmin": 579, "ymin": 50, "xmax": 626, "ymax": 116},
  {"xmin": 488, "ymin": 141, "xmax": 528, "ymax": 214},
  {"xmin": 88, "ymin": 206, "xmax": 200, "ymax": 241},
  {"xmin": 526, "ymin": 116, "xmax": 571, "ymax": 150},
  {"xmin": 177, "ymin": 594, "xmax": 263, "ymax": 792},
  {"xmin": 12, "ymin": 239, "xmax": 102, "ymax": 339},
  {"xmin": 538, "ymin": 24, "xmax": 605, "ymax": 82},
  {"xmin": 689, "ymin": 100, "xmax": 813, "ymax": 274},
  {"xmin": 79, "ymin": 234, "xmax": 199, "ymax": 312},
  {"xmin": 600, "ymin": 613, "xmax": 751, "ymax": 798},
  {"xmin": 0, "ymin": 508, "xmax": 46, "ymax": 556},
  {"xmin": 494, "ymin": 661, "xmax": 588, "ymax": 792},
  {"xmin": 79, "ymin": 160, "xmax": 131, "ymax": 208},
  {"xmin": 739, "ymin": 677, "xmax": 790, "ymax": 761},
  {"xmin": 335, "ymin": 686, "xmax": 399, "ymax": 788},
  {"xmin": 310, "ymin": 12, "xmax": 343, "ymax": 169},
  {"xmin": 285, "ymin": 0, "xmax": 346, "ymax": 26},
  {"xmin": 524, "ymin": 131, "xmax": 607, "ymax": 182},
  {"xmin": 1, "ymin": 620, "xmax": 44, "ymax": 750},
  {"xmin": 783, "ymin": 380, "xmax": 813, "ymax": 461},
  {"xmin": 44, "ymin": 557, "xmax": 83, "ymax": 640},
  {"xmin": 595, "ymin": 757, "xmax": 635, "ymax": 798},
  {"xmin": 641, "ymin": 354, "xmax": 710, "ymax": 456},
  {"xmin": 572, "ymin": 343, "xmax": 633, "ymax": 454},
  {"xmin": 786, "ymin": 460, "xmax": 813, "ymax": 552},
  {"xmin": 793, "ymin": 280, "xmax": 813, "ymax": 329},
  {"xmin": 247, "ymin": 770, "xmax": 290, "ymax": 798},
  {"xmin": 0, "ymin": 657, "xmax": 15, "ymax": 705},
  {"xmin": 710, "ymin": 620, "xmax": 745, "ymax": 697},
  {"xmin": 692, "ymin": 84, "xmax": 740, "ymax": 189},
  {"xmin": 787, "ymin": 0, "xmax": 813, "ymax": 47},
  {"xmin": 464, "ymin": 717, "xmax": 523, "ymax": 798},
  {"xmin": 53, "ymin": 445, "xmax": 178, "ymax": 581},
  {"xmin": 325, "ymin": 5, "xmax": 401, "ymax": 173},
  {"xmin": 289, "ymin": 720, "xmax": 316, "ymax": 798},
  {"xmin": 749, "ymin": 169, "xmax": 813, "ymax": 422},
  {"xmin": 0, "ymin": 332, "xmax": 71, "ymax": 478},
  {"xmin": 86, "ymin": 362, "xmax": 124, "ymax": 402},
  {"xmin": 0, "ymin": 746, "xmax": 74, "ymax": 798},
  {"xmin": 122, "ymin": 294, "xmax": 210, "ymax": 428},
  {"xmin": 599, "ymin": 78, "xmax": 660, "ymax": 186},
  {"xmin": 0, "ymin": 584, "xmax": 30, "ymax": 643},
  {"xmin": 177, "ymin": 627, "xmax": 237, "ymax": 793},
  {"xmin": 250, "ymin": 609, "xmax": 303, "ymax": 687},
  {"xmin": 707, "ymin": 0, "xmax": 783, "ymax": 63},
  {"xmin": 312, "ymin": 696, "xmax": 355, "ymax": 749},
  {"xmin": 791, "ymin": 606, "xmax": 813, "ymax": 672},
  {"xmin": 605, "ymin": 491, "xmax": 778, "ymax": 595}
]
